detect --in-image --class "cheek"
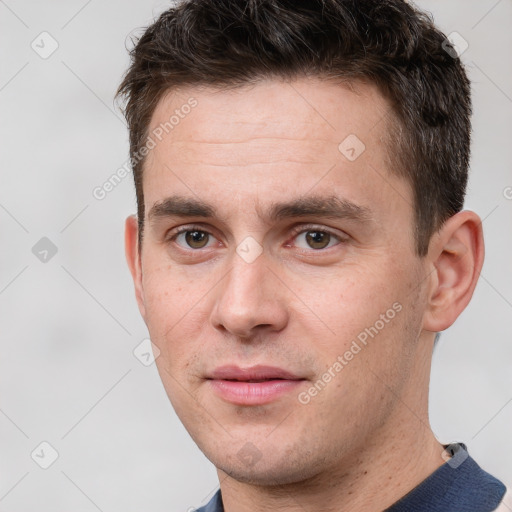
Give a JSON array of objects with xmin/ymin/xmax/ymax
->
[
  {"xmin": 141, "ymin": 271, "xmax": 226, "ymax": 389},
  {"xmin": 140, "ymin": 262, "xmax": 197, "ymax": 357},
  {"xmin": 297, "ymin": 270, "xmax": 395, "ymax": 348},
  {"xmin": 298, "ymin": 261, "xmax": 422, "ymax": 379}
]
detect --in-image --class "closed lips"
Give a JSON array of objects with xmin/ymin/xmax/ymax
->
[
  {"xmin": 208, "ymin": 365, "xmax": 305, "ymax": 381},
  {"xmin": 207, "ymin": 365, "xmax": 307, "ymax": 405}
]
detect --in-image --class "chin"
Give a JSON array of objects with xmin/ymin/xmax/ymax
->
[
  {"xmin": 208, "ymin": 446, "xmax": 326, "ymax": 486},
  {"xmin": 220, "ymin": 464, "xmax": 314, "ymax": 486}
]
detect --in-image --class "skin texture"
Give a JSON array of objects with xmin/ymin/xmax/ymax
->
[{"xmin": 125, "ymin": 77, "xmax": 484, "ymax": 511}]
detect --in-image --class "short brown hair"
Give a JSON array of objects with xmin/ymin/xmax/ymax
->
[{"xmin": 116, "ymin": 0, "xmax": 472, "ymax": 256}]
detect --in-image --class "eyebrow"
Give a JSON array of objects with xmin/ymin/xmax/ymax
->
[{"xmin": 147, "ymin": 194, "xmax": 373, "ymax": 225}]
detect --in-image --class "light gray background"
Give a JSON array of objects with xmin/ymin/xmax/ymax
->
[{"xmin": 0, "ymin": 1, "xmax": 511, "ymax": 510}]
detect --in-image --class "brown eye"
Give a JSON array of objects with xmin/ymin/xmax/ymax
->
[
  {"xmin": 305, "ymin": 231, "xmax": 331, "ymax": 249},
  {"xmin": 184, "ymin": 230, "xmax": 210, "ymax": 249}
]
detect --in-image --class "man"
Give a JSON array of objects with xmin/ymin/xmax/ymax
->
[{"xmin": 116, "ymin": 0, "xmax": 509, "ymax": 510}]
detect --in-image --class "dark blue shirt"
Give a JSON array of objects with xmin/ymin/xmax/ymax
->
[{"xmin": 195, "ymin": 444, "xmax": 506, "ymax": 512}]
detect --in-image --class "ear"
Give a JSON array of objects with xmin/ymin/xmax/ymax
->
[
  {"xmin": 125, "ymin": 215, "xmax": 146, "ymax": 319},
  {"xmin": 423, "ymin": 210, "xmax": 485, "ymax": 332}
]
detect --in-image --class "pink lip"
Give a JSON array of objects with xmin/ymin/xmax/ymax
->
[{"xmin": 207, "ymin": 365, "xmax": 306, "ymax": 405}]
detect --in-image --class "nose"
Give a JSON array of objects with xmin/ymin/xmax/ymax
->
[{"xmin": 210, "ymin": 247, "xmax": 289, "ymax": 340}]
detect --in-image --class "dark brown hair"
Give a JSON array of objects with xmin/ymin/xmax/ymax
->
[{"xmin": 116, "ymin": 0, "xmax": 472, "ymax": 256}]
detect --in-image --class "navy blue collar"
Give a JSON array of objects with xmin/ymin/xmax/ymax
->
[{"xmin": 385, "ymin": 444, "xmax": 505, "ymax": 511}]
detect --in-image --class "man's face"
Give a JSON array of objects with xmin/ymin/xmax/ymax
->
[{"xmin": 128, "ymin": 78, "xmax": 431, "ymax": 484}]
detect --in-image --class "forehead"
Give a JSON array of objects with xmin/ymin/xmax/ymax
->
[
  {"xmin": 148, "ymin": 77, "xmax": 391, "ymax": 148},
  {"xmin": 143, "ymin": 77, "xmax": 408, "ymax": 225}
]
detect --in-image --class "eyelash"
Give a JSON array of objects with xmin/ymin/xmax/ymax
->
[
  {"xmin": 167, "ymin": 224, "xmax": 348, "ymax": 251},
  {"xmin": 288, "ymin": 224, "xmax": 348, "ymax": 248}
]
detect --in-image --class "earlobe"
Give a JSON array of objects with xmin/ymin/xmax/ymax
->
[
  {"xmin": 423, "ymin": 210, "xmax": 485, "ymax": 333},
  {"xmin": 125, "ymin": 215, "xmax": 146, "ymax": 319}
]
